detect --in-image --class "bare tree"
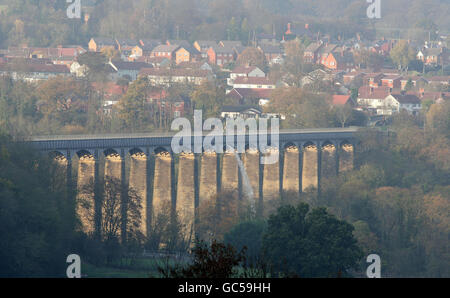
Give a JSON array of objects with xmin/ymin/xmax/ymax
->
[
  {"xmin": 78, "ymin": 176, "xmax": 143, "ymax": 243},
  {"xmin": 335, "ymin": 104, "xmax": 353, "ymax": 128}
]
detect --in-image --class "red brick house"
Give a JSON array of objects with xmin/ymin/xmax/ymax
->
[
  {"xmin": 88, "ymin": 37, "xmax": 116, "ymax": 52},
  {"xmin": 258, "ymin": 44, "xmax": 283, "ymax": 65},
  {"xmin": 381, "ymin": 76, "xmax": 402, "ymax": 89},
  {"xmin": 303, "ymin": 42, "xmax": 323, "ymax": 63},
  {"xmin": 322, "ymin": 51, "xmax": 354, "ymax": 70},
  {"xmin": 193, "ymin": 41, "xmax": 218, "ymax": 59},
  {"xmin": 363, "ymin": 73, "xmax": 385, "ymax": 87},
  {"xmin": 207, "ymin": 46, "xmax": 235, "ymax": 67},
  {"xmin": 150, "ymin": 44, "xmax": 180, "ymax": 60}
]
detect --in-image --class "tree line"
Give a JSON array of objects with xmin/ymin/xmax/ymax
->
[{"xmin": 0, "ymin": 0, "xmax": 448, "ymax": 48}]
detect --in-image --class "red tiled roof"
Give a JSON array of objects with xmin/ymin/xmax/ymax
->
[
  {"xmin": 0, "ymin": 62, "xmax": 69, "ymax": 73},
  {"xmin": 381, "ymin": 75, "xmax": 402, "ymax": 80},
  {"xmin": 358, "ymin": 86, "xmax": 391, "ymax": 99},
  {"xmin": 231, "ymin": 65, "xmax": 259, "ymax": 75},
  {"xmin": 140, "ymin": 67, "xmax": 209, "ymax": 77},
  {"xmin": 92, "ymin": 82, "xmax": 128, "ymax": 96},
  {"xmin": 228, "ymin": 88, "xmax": 273, "ymax": 99},
  {"xmin": 363, "ymin": 73, "xmax": 384, "ymax": 79},
  {"xmin": 332, "ymin": 95, "xmax": 351, "ymax": 105}
]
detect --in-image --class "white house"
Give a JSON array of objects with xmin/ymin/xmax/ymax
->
[
  {"xmin": 227, "ymin": 65, "xmax": 265, "ymax": 86},
  {"xmin": 108, "ymin": 61, "xmax": 152, "ymax": 81},
  {"xmin": 70, "ymin": 61, "xmax": 88, "ymax": 77},
  {"xmin": 231, "ymin": 77, "xmax": 275, "ymax": 89},
  {"xmin": 139, "ymin": 68, "xmax": 214, "ymax": 86},
  {"xmin": 0, "ymin": 62, "xmax": 71, "ymax": 82},
  {"xmin": 220, "ymin": 106, "xmax": 262, "ymax": 119},
  {"xmin": 382, "ymin": 94, "xmax": 422, "ymax": 115}
]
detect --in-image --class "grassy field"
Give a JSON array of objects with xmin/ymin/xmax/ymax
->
[{"xmin": 82, "ymin": 257, "xmax": 187, "ymax": 278}]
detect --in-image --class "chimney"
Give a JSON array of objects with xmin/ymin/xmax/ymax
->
[{"xmin": 287, "ymin": 23, "xmax": 292, "ymax": 34}]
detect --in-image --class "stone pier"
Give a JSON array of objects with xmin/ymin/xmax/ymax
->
[
  {"xmin": 152, "ymin": 152, "xmax": 172, "ymax": 223},
  {"xmin": 176, "ymin": 153, "xmax": 195, "ymax": 245},
  {"xmin": 339, "ymin": 144, "xmax": 354, "ymax": 172},
  {"xmin": 221, "ymin": 152, "xmax": 239, "ymax": 193},
  {"xmin": 282, "ymin": 146, "xmax": 300, "ymax": 194},
  {"xmin": 243, "ymin": 150, "xmax": 260, "ymax": 200},
  {"xmin": 321, "ymin": 144, "xmax": 337, "ymax": 180},
  {"xmin": 262, "ymin": 148, "xmax": 280, "ymax": 216},
  {"xmin": 302, "ymin": 144, "xmax": 318, "ymax": 191},
  {"xmin": 77, "ymin": 154, "xmax": 96, "ymax": 234},
  {"xmin": 129, "ymin": 152, "xmax": 148, "ymax": 237},
  {"xmin": 199, "ymin": 152, "xmax": 218, "ymax": 204}
]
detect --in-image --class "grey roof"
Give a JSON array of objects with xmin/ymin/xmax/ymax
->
[
  {"xmin": 91, "ymin": 37, "xmax": 116, "ymax": 46},
  {"xmin": 212, "ymin": 45, "xmax": 235, "ymax": 54},
  {"xmin": 258, "ymin": 44, "xmax": 283, "ymax": 54},
  {"xmin": 151, "ymin": 44, "xmax": 180, "ymax": 53},
  {"xmin": 110, "ymin": 61, "xmax": 152, "ymax": 71},
  {"xmin": 319, "ymin": 44, "xmax": 338, "ymax": 55},
  {"xmin": 167, "ymin": 40, "xmax": 200, "ymax": 54},
  {"xmin": 220, "ymin": 41, "xmax": 243, "ymax": 48},
  {"xmin": 116, "ymin": 39, "xmax": 139, "ymax": 47},
  {"xmin": 390, "ymin": 94, "xmax": 421, "ymax": 104},
  {"xmin": 221, "ymin": 105, "xmax": 262, "ymax": 113},
  {"xmin": 305, "ymin": 42, "xmax": 322, "ymax": 53},
  {"xmin": 140, "ymin": 39, "xmax": 161, "ymax": 46},
  {"xmin": 195, "ymin": 40, "xmax": 218, "ymax": 48}
]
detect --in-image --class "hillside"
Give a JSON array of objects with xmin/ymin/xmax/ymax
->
[{"xmin": 0, "ymin": 0, "xmax": 448, "ymax": 47}]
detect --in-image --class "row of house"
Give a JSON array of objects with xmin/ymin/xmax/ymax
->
[{"xmin": 88, "ymin": 37, "xmax": 284, "ymax": 68}]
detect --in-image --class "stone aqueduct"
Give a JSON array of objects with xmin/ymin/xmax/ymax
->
[{"xmin": 29, "ymin": 128, "xmax": 358, "ymax": 242}]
